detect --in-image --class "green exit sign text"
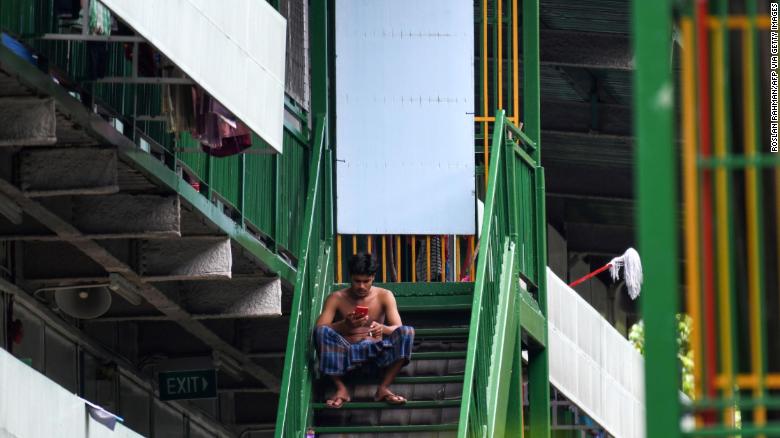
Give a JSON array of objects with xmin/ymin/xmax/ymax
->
[{"xmin": 158, "ymin": 369, "xmax": 217, "ymax": 401}]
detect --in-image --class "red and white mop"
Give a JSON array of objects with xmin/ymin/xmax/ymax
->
[{"xmin": 568, "ymin": 248, "xmax": 643, "ymax": 300}]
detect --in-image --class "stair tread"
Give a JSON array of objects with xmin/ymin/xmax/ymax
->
[
  {"xmin": 346, "ymin": 374, "xmax": 463, "ymax": 384},
  {"xmin": 414, "ymin": 327, "xmax": 469, "ymax": 337},
  {"xmin": 313, "ymin": 399, "xmax": 461, "ymax": 410},
  {"xmin": 399, "ymin": 303, "xmax": 471, "ymax": 311},
  {"xmin": 314, "ymin": 423, "xmax": 459, "ymax": 433},
  {"xmin": 412, "ymin": 351, "xmax": 466, "ymax": 359},
  {"xmin": 394, "ymin": 375, "xmax": 463, "ymax": 384}
]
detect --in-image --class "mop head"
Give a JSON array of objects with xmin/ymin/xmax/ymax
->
[{"xmin": 609, "ymin": 247, "xmax": 643, "ymax": 300}]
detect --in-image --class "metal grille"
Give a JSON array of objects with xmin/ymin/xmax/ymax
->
[{"xmin": 280, "ymin": 0, "xmax": 309, "ymax": 110}]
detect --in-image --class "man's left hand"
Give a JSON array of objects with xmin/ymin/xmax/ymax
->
[{"xmin": 369, "ymin": 321, "xmax": 384, "ymax": 339}]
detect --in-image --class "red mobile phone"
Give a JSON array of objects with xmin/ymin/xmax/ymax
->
[{"xmin": 354, "ymin": 305, "xmax": 368, "ymax": 317}]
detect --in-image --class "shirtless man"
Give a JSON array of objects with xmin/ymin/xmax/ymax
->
[{"xmin": 314, "ymin": 252, "xmax": 415, "ymax": 408}]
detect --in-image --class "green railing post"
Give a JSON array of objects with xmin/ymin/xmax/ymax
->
[
  {"xmin": 522, "ymin": 0, "xmax": 549, "ymax": 435},
  {"xmin": 633, "ymin": 0, "xmax": 680, "ymax": 437},
  {"xmin": 527, "ymin": 166, "xmax": 549, "ymax": 438},
  {"xmin": 274, "ymin": 115, "xmax": 327, "ymax": 437}
]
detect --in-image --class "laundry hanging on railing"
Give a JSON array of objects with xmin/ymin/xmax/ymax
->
[
  {"xmin": 83, "ymin": 0, "xmax": 112, "ymax": 80},
  {"xmin": 164, "ymin": 84, "xmax": 252, "ymax": 157}
]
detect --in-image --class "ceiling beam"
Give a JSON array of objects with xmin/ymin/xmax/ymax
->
[
  {"xmin": 564, "ymin": 222, "xmax": 636, "ymax": 255},
  {"xmin": 541, "ymin": 100, "xmax": 631, "ymax": 136},
  {"xmin": 540, "ymin": 29, "xmax": 632, "ymax": 70},
  {"xmin": 541, "ymin": 130, "xmax": 633, "ymax": 169}
]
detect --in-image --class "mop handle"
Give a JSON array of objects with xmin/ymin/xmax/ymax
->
[{"xmin": 568, "ymin": 263, "xmax": 612, "ymax": 288}]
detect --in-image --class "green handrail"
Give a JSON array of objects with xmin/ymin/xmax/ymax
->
[
  {"xmin": 274, "ymin": 114, "xmax": 332, "ymax": 438},
  {"xmin": 457, "ymin": 110, "xmax": 544, "ymax": 437}
]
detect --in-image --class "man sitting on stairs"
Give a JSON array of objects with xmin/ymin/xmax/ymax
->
[{"xmin": 314, "ymin": 252, "xmax": 415, "ymax": 408}]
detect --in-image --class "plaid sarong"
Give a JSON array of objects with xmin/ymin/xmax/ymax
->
[{"xmin": 313, "ymin": 325, "xmax": 415, "ymax": 376}]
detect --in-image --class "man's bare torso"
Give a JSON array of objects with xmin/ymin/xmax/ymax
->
[{"xmin": 331, "ymin": 286, "xmax": 388, "ymax": 343}]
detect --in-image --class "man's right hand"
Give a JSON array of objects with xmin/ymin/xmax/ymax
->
[{"xmin": 345, "ymin": 312, "xmax": 369, "ymax": 329}]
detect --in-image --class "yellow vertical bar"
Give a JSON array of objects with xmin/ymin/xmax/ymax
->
[
  {"xmin": 367, "ymin": 235, "xmax": 372, "ymax": 254},
  {"xmin": 469, "ymin": 235, "xmax": 476, "ymax": 280},
  {"xmin": 396, "ymin": 235, "xmax": 401, "ymax": 282},
  {"xmin": 743, "ymin": 24, "xmax": 765, "ymax": 428},
  {"xmin": 426, "ymin": 236, "xmax": 431, "ymax": 282},
  {"xmin": 711, "ymin": 19, "xmax": 734, "ymax": 420},
  {"xmin": 382, "ymin": 235, "xmax": 387, "ymax": 282},
  {"xmin": 454, "ymin": 236, "xmax": 460, "ymax": 281},
  {"xmin": 483, "ymin": 0, "xmax": 489, "ymax": 190},
  {"xmin": 681, "ymin": 17, "xmax": 703, "ymax": 403},
  {"xmin": 512, "ymin": 0, "xmax": 519, "ymax": 123},
  {"xmin": 352, "ymin": 235, "xmax": 357, "ymax": 255},
  {"xmin": 498, "ymin": 0, "xmax": 502, "ymax": 111},
  {"xmin": 411, "ymin": 235, "xmax": 417, "ymax": 283},
  {"xmin": 337, "ymin": 235, "xmax": 343, "ymax": 284},
  {"xmin": 441, "ymin": 235, "xmax": 446, "ymax": 283}
]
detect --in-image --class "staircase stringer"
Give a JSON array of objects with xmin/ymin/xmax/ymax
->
[{"xmin": 485, "ymin": 239, "xmax": 520, "ymax": 438}]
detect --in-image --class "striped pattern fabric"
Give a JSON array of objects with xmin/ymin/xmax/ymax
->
[{"xmin": 313, "ymin": 325, "xmax": 415, "ymax": 376}]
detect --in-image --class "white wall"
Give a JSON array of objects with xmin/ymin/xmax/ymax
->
[
  {"xmin": 334, "ymin": 0, "xmax": 475, "ymax": 234},
  {"xmin": 0, "ymin": 347, "xmax": 144, "ymax": 438},
  {"xmin": 548, "ymin": 268, "xmax": 645, "ymax": 438}
]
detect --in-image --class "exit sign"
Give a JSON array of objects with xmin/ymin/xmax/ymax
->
[{"xmin": 158, "ymin": 369, "xmax": 217, "ymax": 401}]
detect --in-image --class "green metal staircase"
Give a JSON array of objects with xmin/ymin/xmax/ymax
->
[
  {"xmin": 274, "ymin": 111, "xmax": 551, "ymax": 437},
  {"xmin": 311, "ymin": 283, "xmax": 471, "ymax": 436}
]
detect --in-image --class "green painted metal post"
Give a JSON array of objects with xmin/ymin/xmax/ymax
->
[
  {"xmin": 522, "ymin": 0, "xmax": 541, "ymax": 149},
  {"xmin": 528, "ymin": 167, "xmax": 549, "ymax": 438},
  {"xmin": 633, "ymin": 0, "xmax": 680, "ymax": 437},
  {"xmin": 522, "ymin": 0, "xmax": 549, "ymax": 435},
  {"xmin": 506, "ymin": 304, "xmax": 524, "ymax": 437},
  {"xmin": 312, "ymin": 0, "xmax": 331, "ymax": 244}
]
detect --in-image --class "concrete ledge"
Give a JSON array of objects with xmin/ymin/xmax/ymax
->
[
  {"xmin": 72, "ymin": 194, "xmax": 180, "ymax": 239},
  {"xmin": 20, "ymin": 147, "xmax": 118, "ymax": 196},
  {"xmin": 139, "ymin": 237, "xmax": 232, "ymax": 281},
  {"xmin": 0, "ymin": 97, "xmax": 56, "ymax": 146}
]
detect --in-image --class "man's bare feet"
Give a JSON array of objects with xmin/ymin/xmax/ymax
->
[
  {"xmin": 374, "ymin": 386, "xmax": 407, "ymax": 405},
  {"xmin": 325, "ymin": 387, "xmax": 351, "ymax": 409}
]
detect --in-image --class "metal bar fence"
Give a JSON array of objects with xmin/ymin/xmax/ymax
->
[{"xmin": 640, "ymin": 1, "xmax": 780, "ymax": 436}]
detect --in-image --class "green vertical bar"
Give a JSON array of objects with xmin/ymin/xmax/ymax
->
[
  {"xmin": 506, "ymin": 311, "xmax": 524, "ymax": 436},
  {"xmin": 204, "ymin": 154, "xmax": 212, "ymax": 199},
  {"xmin": 274, "ymin": 153, "xmax": 282, "ymax": 250},
  {"xmin": 492, "ymin": 0, "xmax": 499, "ymax": 114},
  {"xmin": 239, "ymin": 153, "xmax": 245, "ymax": 225},
  {"xmin": 522, "ymin": 0, "xmax": 541, "ymax": 157},
  {"xmin": 504, "ymin": 137, "xmax": 517, "ymax": 241},
  {"xmin": 522, "ymin": 0, "xmax": 548, "ymax": 435},
  {"xmin": 634, "ymin": 0, "xmax": 680, "ymax": 437},
  {"xmin": 746, "ymin": 0, "xmax": 767, "ymax": 412},
  {"xmin": 312, "ymin": 0, "xmax": 331, "ymax": 243},
  {"xmin": 528, "ymin": 167, "xmax": 549, "ymax": 438}
]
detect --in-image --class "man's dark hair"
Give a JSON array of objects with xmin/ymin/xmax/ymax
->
[{"xmin": 348, "ymin": 252, "xmax": 378, "ymax": 276}]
